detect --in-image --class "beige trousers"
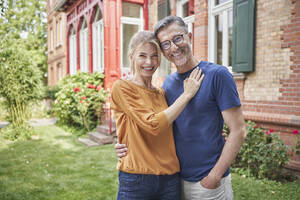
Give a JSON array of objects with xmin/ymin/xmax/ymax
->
[{"xmin": 181, "ymin": 174, "xmax": 233, "ymax": 200}]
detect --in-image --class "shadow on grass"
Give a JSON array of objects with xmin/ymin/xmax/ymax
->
[{"xmin": 0, "ymin": 125, "xmax": 118, "ymax": 200}]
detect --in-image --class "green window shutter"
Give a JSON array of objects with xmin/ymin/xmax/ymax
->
[
  {"xmin": 232, "ymin": 0, "xmax": 256, "ymax": 72},
  {"xmin": 158, "ymin": 0, "xmax": 170, "ymax": 20}
]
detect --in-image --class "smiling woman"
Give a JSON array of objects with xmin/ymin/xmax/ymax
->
[
  {"xmin": 130, "ymin": 42, "xmax": 160, "ymax": 86},
  {"xmin": 110, "ymin": 30, "xmax": 204, "ymax": 199}
]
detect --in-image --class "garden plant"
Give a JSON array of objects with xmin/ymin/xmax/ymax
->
[
  {"xmin": 224, "ymin": 121, "xmax": 291, "ymax": 180},
  {"xmin": 54, "ymin": 71, "xmax": 109, "ymax": 132},
  {"xmin": 0, "ymin": 43, "xmax": 44, "ymax": 140}
]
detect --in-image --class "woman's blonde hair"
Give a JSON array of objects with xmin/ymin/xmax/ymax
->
[{"xmin": 128, "ymin": 31, "xmax": 161, "ymax": 75}]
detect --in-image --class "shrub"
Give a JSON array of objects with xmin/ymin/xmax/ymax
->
[
  {"xmin": 225, "ymin": 121, "xmax": 290, "ymax": 180},
  {"xmin": 0, "ymin": 43, "xmax": 43, "ymax": 140},
  {"xmin": 1, "ymin": 123, "xmax": 35, "ymax": 141},
  {"xmin": 53, "ymin": 72, "xmax": 109, "ymax": 132},
  {"xmin": 44, "ymin": 85, "xmax": 59, "ymax": 100}
]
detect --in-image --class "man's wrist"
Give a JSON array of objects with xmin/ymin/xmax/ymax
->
[{"xmin": 208, "ymin": 169, "xmax": 222, "ymax": 182}]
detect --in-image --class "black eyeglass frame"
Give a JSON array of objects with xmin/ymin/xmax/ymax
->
[{"xmin": 159, "ymin": 33, "xmax": 187, "ymax": 50}]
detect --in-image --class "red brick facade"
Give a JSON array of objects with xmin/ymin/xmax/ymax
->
[
  {"xmin": 150, "ymin": 0, "xmax": 300, "ymax": 172},
  {"xmin": 48, "ymin": 0, "xmax": 300, "ymax": 172}
]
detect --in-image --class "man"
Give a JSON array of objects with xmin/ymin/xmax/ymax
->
[{"xmin": 115, "ymin": 16, "xmax": 246, "ymax": 200}]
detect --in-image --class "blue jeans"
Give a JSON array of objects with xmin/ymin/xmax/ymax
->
[{"xmin": 117, "ymin": 171, "xmax": 181, "ymax": 200}]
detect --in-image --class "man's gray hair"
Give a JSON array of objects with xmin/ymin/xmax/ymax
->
[{"xmin": 154, "ymin": 16, "xmax": 188, "ymax": 38}]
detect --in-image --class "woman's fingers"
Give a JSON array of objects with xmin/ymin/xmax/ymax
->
[
  {"xmin": 190, "ymin": 67, "xmax": 199, "ymax": 78},
  {"xmin": 189, "ymin": 68, "xmax": 203, "ymax": 81},
  {"xmin": 199, "ymin": 73, "xmax": 205, "ymax": 83},
  {"xmin": 195, "ymin": 69, "xmax": 202, "ymax": 81}
]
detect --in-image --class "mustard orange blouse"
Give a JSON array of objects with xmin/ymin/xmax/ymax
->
[{"xmin": 110, "ymin": 79, "xmax": 180, "ymax": 175}]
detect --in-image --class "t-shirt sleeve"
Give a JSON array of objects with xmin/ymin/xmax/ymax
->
[
  {"xmin": 110, "ymin": 80, "xmax": 169, "ymax": 136},
  {"xmin": 214, "ymin": 67, "xmax": 241, "ymax": 111}
]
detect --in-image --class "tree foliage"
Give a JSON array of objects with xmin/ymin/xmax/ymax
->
[
  {"xmin": 0, "ymin": 0, "xmax": 47, "ymax": 77},
  {"xmin": 0, "ymin": 44, "xmax": 43, "ymax": 140},
  {"xmin": 0, "ymin": 0, "xmax": 47, "ymax": 140}
]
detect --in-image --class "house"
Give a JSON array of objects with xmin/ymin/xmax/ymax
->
[{"xmin": 47, "ymin": 0, "xmax": 300, "ymax": 173}]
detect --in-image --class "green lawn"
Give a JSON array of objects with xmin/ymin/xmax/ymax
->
[{"xmin": 0, "ymin": 125, "xmax": 299, "ymax": 200}]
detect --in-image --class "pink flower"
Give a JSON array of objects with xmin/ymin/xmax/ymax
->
[
  {"xmin": 265, "ymin": 130, "xmax": 271, "ymax": 136},
  {"xmin": 80, "ymin": 100, "xmax": 83, "ymax": 103},
  {"xmin": 81, "ymin": 96, "xmax": 86, "ymax": 100},
  {"xmin": 293, "ymin": 129, "xmax": 299, "ymax": 135},
  {"xmin": 96, "ymin": 85, "xmax": 102, "ymax": 91},
  {"xmin": 88, "ymin": 84, "xmax": 96, "ymax": 89},
  {"xmin": 269, "ymin": 129, "xmax": 274, "ymax": 133},
  {"xmin": 73, "ymin": 87, "xmax": 80, "ymax": 92}
]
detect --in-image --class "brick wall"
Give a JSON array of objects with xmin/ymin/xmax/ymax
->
[
  {"xmin": 47, "ymin": 7, "xmax": 67, "ymax": 86},
  {"xmin": 244, "ymin": 0, "xmax": 294, "ymax": 101},
  {"xmin": 241, "ymin": 0, "xmax": 300, "ymax": 171},
  {"xmin": 149, "ymin": 0, "xmax": 300, "ymax": 172},
  {"xmin": 193, "ymin": 0, "xmax": 208, "ymax": 61}
]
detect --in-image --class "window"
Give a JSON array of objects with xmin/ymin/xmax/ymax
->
[
  {"xmin": 177, "ymin": 0, "xmax": 195, "ymax": 33},
  {"xmin": 157, "ymin": 0, "xmax": 171, "ymax": 77},
  {"xmin": 50, "ymin": 28, "xmax": 54, "ymax": 52},
  {"xmin": 50, "ymin": 66, "xmax": 54, "ymax": 85},
  {"xmin": 79, "ymin": 19, "xmax": 89, "ymax": 72},
  {"xmin": 69, "ymin": 27, "xmax": 77, "ymax": 75},
  {"xmin": 56, "ymin": 20, "xmax": 59, "ymax": 47},
  {"xmin": 215, "ymin": 0, "xmax": 230, "ymax": 6},
  {"xmin": 60, "ymin": 18, "xmax": 63, "ymax": 45},
  {"xmin": 92, "ymin": 7, "xmax": 104, "ymax": 73},
  {"xmin": 49, "ymin": 0, "xmax": 53, "ymax": 11},
  {"xmin": 57, "ymin": 63, "xmax": 62, "ymax": 82},
  {"xmin": 121, "ymin": 2, "xmax": 143, "ymax": 79},
  {"xmin": 208, "ymin": 0, "xmax": 233, "ymax": 70},
  {"xmin": 56, "ymin": 18, "xmax": 63, "ymax": 46}
]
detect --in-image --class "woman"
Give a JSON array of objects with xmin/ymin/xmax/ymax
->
[{"xmin": 111, "ymin": 31, "xmax": 204, "ymax": 200}]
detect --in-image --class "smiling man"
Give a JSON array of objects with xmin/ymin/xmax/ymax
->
[{"xmin": 116, "ymin": 16, "xmax": 246, "ymax": 200}]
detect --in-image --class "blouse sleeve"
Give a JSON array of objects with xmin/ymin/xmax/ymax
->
[{"xmin": 110, "ymin": 80, "xmax": 169, "ymax": 136}]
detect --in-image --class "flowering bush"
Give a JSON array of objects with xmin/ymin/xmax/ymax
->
[
  {"xmin": 293, "ymin": 129, "xmax": 300, "ymax": 156},
  {"xmin": 224, "ymin": 121, "xmax": 290, "ymax": 180},
  {"xmin": 54, "ymin": 72, "xmax": 109, "ymax": 132}
]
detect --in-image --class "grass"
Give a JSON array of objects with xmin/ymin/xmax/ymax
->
[
  {"xmin": 0, "ymin": 125, "xmax": 299, "ymax": 200},
  {"xmin": 0, "ymin": 125, "xmax": 118, "ymax": 200},
  {"xmin": 232, "ymin": 174, "xmax": 300, "ymax": 199}
]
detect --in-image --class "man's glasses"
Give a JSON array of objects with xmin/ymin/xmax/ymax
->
[{"xmin": 160, "ymin": 34, "xmax": 185, "ymax": 50}]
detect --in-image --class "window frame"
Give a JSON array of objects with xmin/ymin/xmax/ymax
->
[
  {"xmin": 120, "ymin": 4, "xmax": 143, "ymax": 78},
  {"xmin": 50, "ymin": 27, "xmax": 54, "ymax": 53},
  {"xmin": 69, "ymin": 27, "xmax": 77, "ymax": 76},
  {"xmin": 208, "ymin": 0, "xmax": 233, "ymax": 70},
  {"xmin": 92, "ymin": 7, "xmax": 104, "ymax": 73},
  {"xmin": 79, "ymin": 19, "xmax": 89, "ymax": 73},
  {"xmin": 176, "ymin": 0, "xmax": 195, "ymax": 49}
]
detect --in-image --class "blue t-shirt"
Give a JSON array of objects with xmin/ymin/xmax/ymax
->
[{"xmin": 162, "ymin": 61, "xmax": 241, "ymax": 182}]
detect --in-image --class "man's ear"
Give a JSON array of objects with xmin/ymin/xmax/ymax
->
[{"xmin": 188, "ymin": 32, "xmax": 192, "ymax": 42}]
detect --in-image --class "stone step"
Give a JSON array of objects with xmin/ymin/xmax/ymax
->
[
  {"xmin": 78, "ymin": 138, "xmax": 99, "ymax": 147},
  {"xmin": 96, "ymin": 124, "xmax": 116, "ymax": 136},
  {"xmin": 88, "ymin": 132, "xmax": 115, "ymax": 145}
]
